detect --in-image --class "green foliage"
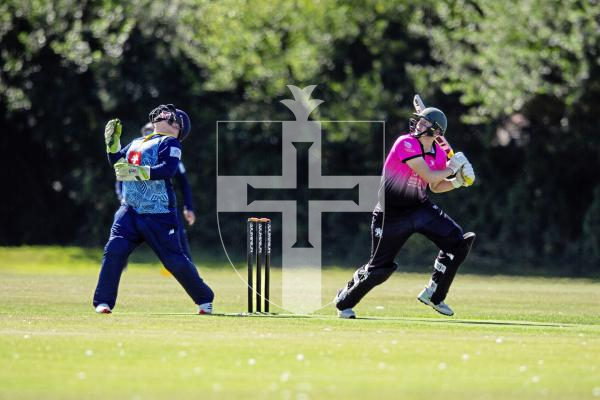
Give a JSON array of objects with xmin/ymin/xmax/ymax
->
[
  {"xmin": 411, "ymin": 0, "xmax": 600, "ymax": 121},
  {"xmin": 1, "ymin": 0, "xmax": 599, "ymax": 274}
]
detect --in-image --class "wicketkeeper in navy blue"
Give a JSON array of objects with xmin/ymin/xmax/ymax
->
[
  {"xmin": 116, "ymin": 122, "xmax": 197, "ymax": 261},
  {"xmin": 93, "ymin": 104, "xmax": 214, "ymax": 315}
]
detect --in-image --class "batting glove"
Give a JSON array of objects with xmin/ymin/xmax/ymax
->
[
  {"xmin": 114, "ymin": 161, "xmax": 150, "ymax": 181},
  {"xmin": 105, "ymin": 119, "xmax": 122, "ymax": 153},
  {"xmin": 451, "ymin": 172, "xmax": 465, "ymax": 188},
  {"xmin": 447, "ymin": 152, "xmax": 469, "ymax": 174},
  {"xmin": 461, "ymin": 162, "xmax": 476, "ymax": 187}
]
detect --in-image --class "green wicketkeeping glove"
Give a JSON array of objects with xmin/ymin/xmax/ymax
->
[
  {"xmin": 105, "ymin": 119, "xmax": 122, "ymax": 153},
  {"xmin": 114, "ymin": 161, "xmax": 150, "ymax": 181}
]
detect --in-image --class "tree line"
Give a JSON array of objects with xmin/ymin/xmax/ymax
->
[{"xmin": 1, "ymin": 0, "xmax": 599, "ymax": 275}]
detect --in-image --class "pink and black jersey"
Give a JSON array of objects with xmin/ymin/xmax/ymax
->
[{"xmin": 377, "ymin": 134, "xmax": 448, "ymax": 214}]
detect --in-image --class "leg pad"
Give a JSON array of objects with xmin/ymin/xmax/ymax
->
[{"xmin": 430, "ymin": 232, "xmax": 475, "ymax": 304}]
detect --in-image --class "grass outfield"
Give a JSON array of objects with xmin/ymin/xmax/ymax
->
[{"xmin": 0, "ymin": 247, "xmax": 599, "ymax": 399}]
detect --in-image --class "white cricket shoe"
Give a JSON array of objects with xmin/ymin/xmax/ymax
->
[
  {"xmin": 95, "ymin": 303, "xmax": 112, "ymax": 314},
  {"xmin": 198, "ymin": 303, "xmax": 213, "ymax": 315},
  {"xmin": 417, "ymin": 288, "xmax": 454, "ymax": 316},
  {"xmin": 337, "ymin": 308, "xmax": 356, "ymax": 319}
]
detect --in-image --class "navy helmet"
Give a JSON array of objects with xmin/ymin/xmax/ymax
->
[
  {"xmin": 149, "ymin": 104, "xmax": 191, "ymax": 141},
  {"xmin": 175, "ymin": 108, "xmax": 191, "ymax": 141}
]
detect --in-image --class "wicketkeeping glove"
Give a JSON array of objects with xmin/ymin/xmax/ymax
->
[
  {"xmin": 114, "ymin": 161, "xmax": 150, "ymax": 181},
  {"xmin": 460, "ymin": 162, "xmax": 475, "ymax": 187},
  {"xmin": 447, "ymin": 152, "xmax": 469, "ymax": 174},
  {"xmin": 105, "ymin": 119, "xmax": 122, "ymax": 153}
]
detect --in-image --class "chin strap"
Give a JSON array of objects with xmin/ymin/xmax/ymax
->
[{"xmin": 141, "ymin": 131, "xmax": 176, "ymax": 143}]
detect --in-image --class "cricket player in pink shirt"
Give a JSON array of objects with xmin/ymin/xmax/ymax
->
[{"xmin": 335, "ymin": 107, "xmax": 476, "ymax": 318}]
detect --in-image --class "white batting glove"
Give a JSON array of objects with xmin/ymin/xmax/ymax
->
[
  {"xmin": 461, "ymin": 162, "xmax": 475, "ymax": 187},
  {"xmin": 447, "ymin": 152, "xmax": 469, "ymax": 174},
  {"xmin": 451, "ymin": 173, "xmax": 465, "ymax": 188}
]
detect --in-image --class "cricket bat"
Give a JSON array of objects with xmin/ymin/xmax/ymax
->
[{"xmin": 413, "ymin": 95, "xmax": 473, "ymax": 185}]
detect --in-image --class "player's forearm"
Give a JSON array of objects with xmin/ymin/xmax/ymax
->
[
  {"xmin": 421, "ymin": 168, "xmax": 455, "ymax": 185},
  {"xmin": 107, "ymin": 143, "xmax": 130, "ymax": 165},
  {"xmin": 406, "ymin": 157, "xmax": 454, "ymax": 185},
  {"xmin": 182, "ymin": 196, "xmax": 194, "ymax": 211},
  {"xmin": 429, "ymin": 179, "xmax": 456, "ymax": 193},
  {"xmin": 179, "ymin": 179, "xmax": 194, "ymax": 210},
  {"xmin": 173, "ymin": 172, "xmax": 193, "ymax": 206}
]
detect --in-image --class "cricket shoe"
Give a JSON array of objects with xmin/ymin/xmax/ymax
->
[
  {"xmin": 337, "ymin": 308, "xmax": 356, "ymax": 319},
  {"xmin": 95, "ymin": 303, "xmax": 112, "ymax": 314},
  {"xmin": 198, "ymin": 303, "xmax": 213, "ymax": 315},
  {"xmin": 417, "ymin": 288, "xmax": 454, "ymax": 316},
  {"xmin": 334, "ymin": 287, "xmax": 356, "ymax": 318}
]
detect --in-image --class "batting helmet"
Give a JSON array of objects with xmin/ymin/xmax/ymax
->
[{"xmin": 412, "ymin": 107, "xmax": 447, "ymax": 137}]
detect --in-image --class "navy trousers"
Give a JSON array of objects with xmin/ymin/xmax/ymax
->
[
  {"xmin": 93, "ymin": 206, "xmax": 214, "ymax": 310},
  {"xmin": 177, "ymin": 209, "xmax": 193, "ymax": 262}
]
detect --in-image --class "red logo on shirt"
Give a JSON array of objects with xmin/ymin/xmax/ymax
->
[{"xmin": 128, "ymin": 151, "xmax": 142, "ymax": 165}]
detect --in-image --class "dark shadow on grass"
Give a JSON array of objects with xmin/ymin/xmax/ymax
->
[
  {"xmin": 354, "ymin": 317, "xmax": 581, "ymax": 328},
  {"xmin": 216, "ymin": 313, "xmax": 313, "ymax": 319},
  {"xmin": 144, "ymin": 312, "xmax": 312, "ymax": 319},
  {"xmin": 140, "ymin": 313, "xmax": 589, "ymax": 328}
]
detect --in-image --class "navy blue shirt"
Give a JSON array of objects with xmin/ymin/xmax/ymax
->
[
  {"xmin": 115, "ymin": 160, "xmax": 194, "ymax": 212},
  {"xmin": 109, "ymin": 134, "xmax": 182, "ymax": 214}
]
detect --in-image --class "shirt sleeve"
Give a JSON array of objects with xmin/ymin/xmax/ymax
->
[
  {"xmin": 396, "ymin": 137, "xmax": 422, "ymax": 163},
  {"xmin": 173, "ymin": 162, "xmax": 194, "ymax": 211},
  {"xmin": 149, "ymin": 137, "xmax": 181, "ymax": 180},
  {"xmin": 107, "ymin": 142, "xmax": 131, "ymax": 165}
]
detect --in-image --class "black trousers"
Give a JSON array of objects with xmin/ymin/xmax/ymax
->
[
  {"xmin": 369, "ymin": 201, "xmax": 464, "ymax": 271},
  {"xmin": 335, "ymin": 201, "xmax": 468, "ymax": 310}
]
